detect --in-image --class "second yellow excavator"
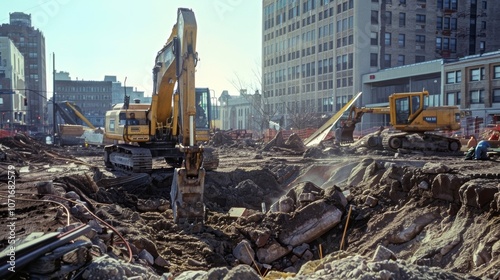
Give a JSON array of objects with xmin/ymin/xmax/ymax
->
[
  {"xmin": 341, "ymin": 90, "xmax": 462, "ymax": 152},
  {"xmin": 304, "ymin": 90, "xmax": 463, "ymax": 153}
]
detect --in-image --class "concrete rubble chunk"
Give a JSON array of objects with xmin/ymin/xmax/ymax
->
[
  {"xmin": 233, "ymin": 240, "xmax": 255, "ymax": 265},
  {"xmin": 431, "ymin": 174, "xmax": 462, "ymax": 203},
  {"xmin": 278, "ymin": 197, "xmax": 344, "ymax": 246},
  {"xmin": 422, "ymin": 162, "xmax": 450, "ymax": 174},
  {"xmin": 372, "ymin": 245, "xmax": 397, "ymax": 261},
  {"xmin": 365, "ymin": 195, "xmax": 379, "ymax": 207},
  {"xmin": 292, "ymin": 243, "xmax": 310, "ymax": 257},
  {"xmin": 222, "ymin": 264, "xmax": 261, "ymax": 280},
  {"xmin": 256, "ymin": 241, "xmax": 292, "ymax": 264},
  {"xmin": 154, "ymin": 255, "xmax": 169, "ymax": 267},
  {"xmin": 301, "ymin": 249, "xmax": 314, "ymax": 261},
  {"xmin": 459, "ymin": 182, "xmax": 498, "ymax": 209},
  {"xmin": 36, "ymin": 181, "xmax": 55, "ymax": 195},
  {"xmin": 250, "ymin": 229, "xmax": 271, "ymax": 248},
  {"xmin": 138, "ymin": 249, "xmax": 154, "ymax": 265},
  {"xmin": 82, "ymin": 256, "xmax": 153, "ymax": 279}
]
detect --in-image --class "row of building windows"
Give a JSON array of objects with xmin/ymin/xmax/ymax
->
[
  {"xmin": 264, "ymin": 1, "xmax": 336, "ymax": 32},
  {"xmin": 264, "ymin": 40, "xmax": 334, "ymax": 67},
  {"xmin": 264, "ymin": 34, "xmax": 334, "ymax": 58},
  {"xmin": 446, "ymin": 65, "xmax": 500, "ymax": 84},
  {"xmin": 264, "ymin": 57, "xmax": 336, "ymax": 86},
  {"xmin": 447, "ymin": 89, "xmax": 500, "ymax": 105},
  {"xmin": 58, "ymin": 94, "xmax": 111, "ymax": 101},
  {"xmin": 371, "ymin": 53, "xmax": 425, "ymax": 68},
  {"xmin": 56, "ymin": 86, "xmax": 111, "ymax": 93},
  {"xmin": 372, "ymin": 0, "xmax": 460, "ymax": 10}
]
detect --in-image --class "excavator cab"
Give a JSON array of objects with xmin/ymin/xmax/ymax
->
[{"xmin": 393, "ymin": 94, "xmax": 422, "ymax": 125}]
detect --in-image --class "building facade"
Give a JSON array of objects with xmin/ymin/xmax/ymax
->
[
  {"xmin": 0, "ymin": 12, "xmax": 47, "ymax": 128},
  {"xmin": 219, "ymin": 90, "xmax": 262, "ymax": 133},
  {"xmin": 54, "ymin": 74, "xmax": 112, "ymax": 127},
  {"xmin": 262, "ymin": 0, "xmax": 500, "ymax": 128},
  {"xmin": 0, "ymin": 37, "xmax": 27, "ymax": 129},
  {"xmin": 105, "ymin": 75, "xmax": 152, "ymax": 106},
  {"xmin": 443, "ymin": 51, "xmax": 500, "ymax": 129}
]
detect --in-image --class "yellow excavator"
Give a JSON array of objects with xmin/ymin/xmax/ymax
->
[
  {"xmin": 341, "ymin": 90, "xmax": 462, "ymax": 152},
  {"xmin": 103, "ymin": 8, "xmax": 217, "ymax": 223}
]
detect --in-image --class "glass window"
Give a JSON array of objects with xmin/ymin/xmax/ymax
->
[
  {"xmin": 469, "ymin": 90, "xmax": 484, "ymax": 104},
  {"xmin": 385, "ymin": 11, "xmax": 392, "ymax": 25},
  {"xmin": 371, "ymin": 10, "xmax": 378, "ymax": 24},
  {"xmin": 436, "ymin": 37, "xmax": 442, "ymax": 49},
  {"xmin": 416, "ymin": 14, "xmax": 426, "ymax": 23},
  {"xmin": 470, "ymin": 69, "xmax": 480, "ymax": 81},
  {"xmin": 446, "ymin": 72, "xmax": 456, "ymax": 84},
  {"xmin": 385, "ymin": 33, "xmax": 391, "ymax": 45},
  {"xmin": 384, "ymin": 54, "xmax": 391, "ymax": 68},
  {"xmin": 370, "ymin": 53, "xmax": 378, "ymax": 67},
  {"xmin": 399, "ymin": 13, "xmax": 406, "ymax": 27},
  {"xmin": 371, "ymin": 32, "xmax": 378, "ymax": 45},
  {"xmin": 446, "ymin": 92, "xmax": 459, "ymax": 105},
  {"xmin": 494, "ymin": 66, "xmax": 500, "ymax": 79},
  {"xmin": 397, "ymin": 55, "xmax": 405, "ymax": 66},
  {"xmin": 395, "ymin": 97, "xmax": 410, "ymax": 124},
  {"xmin": 398, "ymin": 34, "xmax": 405, "ymax": 47},
  {"xmin": 493, "ymin": 89, "xmax": 500, "ymax": 103},
  {"xmin": 470, "ymin": 68, "xmax": 484, "ymax": 81}
]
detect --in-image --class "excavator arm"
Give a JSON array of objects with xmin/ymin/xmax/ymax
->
[
  {"xmin": 56, "ymin": 101, "xmax": 96, "ymax": 129},
  {"xmin": 303, "ymin": 92, "xmax": 362, "ymax": 147},
  {"xmin": 151, "ymin": 8, "xmax": 205, "ymax": 224}
]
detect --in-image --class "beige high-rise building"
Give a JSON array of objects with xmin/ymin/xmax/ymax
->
[
  {"xmin": 262, "ymin": 0, "xmax": 500, "ymax": 128},
  {"xmin": 0, "ymin": 12, "xmax": 47, "ymax": 129},
  {"xmin": 0, "ymin": 37, "xmax": 26, "ymax": 128}
]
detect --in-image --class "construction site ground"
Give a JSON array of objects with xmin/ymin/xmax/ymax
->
[{"xmin": 0, "ymin": 133, "xmax": 499, "ymax": 279}]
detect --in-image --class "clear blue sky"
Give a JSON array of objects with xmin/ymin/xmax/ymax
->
[{"xmin": 0, "ymin": 0, "xmax": 262, "ymax": 98}]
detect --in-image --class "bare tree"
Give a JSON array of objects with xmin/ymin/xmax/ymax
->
[
  {"xmin": 229, "ymin": 70, "xmax": 279, "ymax": 137},
  {"xmin": 285, "ymin": 100, "xmax": 323, "ymax": 130}
]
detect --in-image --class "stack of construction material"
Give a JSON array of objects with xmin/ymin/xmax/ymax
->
[
  {"xmin": 58, "ymin": 125, "xmax": 85, "ymax": 146},
  {"xmin": 59, "ymin": 124, "xmax": 84, "ymax": 136}
]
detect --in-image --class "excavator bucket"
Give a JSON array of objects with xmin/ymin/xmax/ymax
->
[
  {"xmin": 170, "ymin": 167, "xmax": 206, "ymax": 224},
  {"xmin": 339, "ymin": 124, "xmax": 356, "ymax": 142}
]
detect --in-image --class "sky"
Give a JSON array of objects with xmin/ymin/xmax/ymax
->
[{"xmin": 0, "ymin": 0, "xmax": 262, "ymax": 99}]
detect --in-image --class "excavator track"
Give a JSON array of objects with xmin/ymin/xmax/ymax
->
[
  {"xmin": 382, "ymin": 132, "xmax": 462, "ymax": 153},
  {"xmin": 104, "ymin": 144, "xmax": 153, "ymax": 173}
]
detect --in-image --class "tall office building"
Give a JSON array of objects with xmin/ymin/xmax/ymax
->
[
  {"xmin": 0, "ymin": 12, "xmax": 47, "ymax": 128},
  {"xmin": 262, "ymin": 0, "xmax": 500, "ymax": 128}
]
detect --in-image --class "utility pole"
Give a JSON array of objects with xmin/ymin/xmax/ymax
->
[{"xmin": 52, "ymin": 53, "xmax": 56, "ymax": 137}]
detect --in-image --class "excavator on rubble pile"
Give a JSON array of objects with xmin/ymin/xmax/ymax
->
[
  {"xmin": 342, "ymin": 90, "xmax": 462, "ymax": 152},
  {"xmin": 103, "ymin": 8, "xmax": 217, "ymax": 223},
  {"xmin": 304, "ymin": 91, "xmax": 463, "ymax": 153}
]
